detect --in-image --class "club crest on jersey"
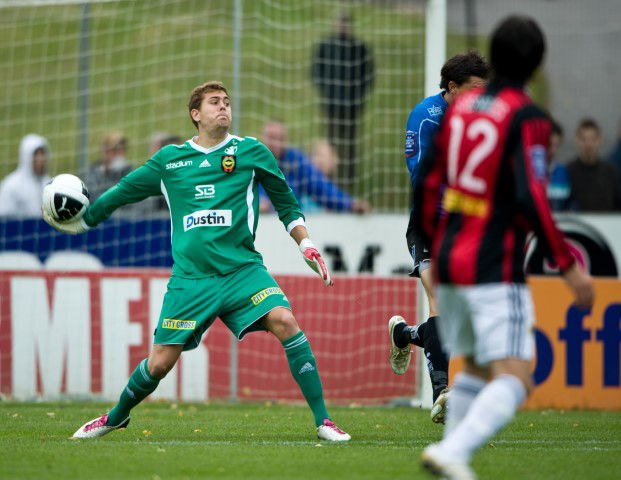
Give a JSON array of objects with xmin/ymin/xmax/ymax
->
[{"xmin": 221, "ymin": 155, "xmax": 236, "ymax": 173}]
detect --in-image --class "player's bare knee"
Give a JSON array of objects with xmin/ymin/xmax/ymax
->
[
  {"xmin": 147, "ymin": 358, "xmax": 174, "ymax": 379},
  {"xmin": 463, "ymin": 357, "xmax": 490, "ymax": 381},
  {"xmin": 491, "ymin": 359, "xmax": 533, "ymax": 393},
  {"xmin": 148, "ymin": 345, "xmax": 182, "ymax": 379},
  {"xmin": 264, "ymin": 308, "xmax": 300, "ymax": 340}
]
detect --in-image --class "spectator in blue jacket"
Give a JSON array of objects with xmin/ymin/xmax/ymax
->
[
  {"xmin": 547, "ymin": 121, "xmax": 573, "ymax": 211},
  {"xmin": 260, "ymin": 121, "xmax": 370, "ymax": 213}
]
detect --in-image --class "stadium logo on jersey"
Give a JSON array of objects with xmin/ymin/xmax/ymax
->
[
  {"xmin": 183, "ymin": 209, "xmax": 232, "ymax": 231},
  {"xmin": 166, "ymin": 160, "xmax": 192, "ymax": 170},
  {"xmin": 199, "ymin": 158, "xmax": 211, "ymax": 168},
  {"xmin": 427, "ymin": 105, "xmax": 444, "ymax": 116},
  {"xmin": 194, "ymin": 184, "xmax": 216, "ymax": 199},
  {"xmin": 529, "ymin": 145, "xmax": 547, "ymax": 181},
  {"xmin": 224, "ymin": 145, "xmax": 237, "ymax": 155},
  {"xmin": 250, "ymin": 287, "xmax": 283, "ymax": 306},
  {"xmin": 221, "ymin": 155, "xmax": 236, "ymax": 173},
  {"xmin": 162, "ymin": 319, "xmax": 197, "ymax": 330}
]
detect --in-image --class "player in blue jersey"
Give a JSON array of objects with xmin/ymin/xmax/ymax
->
[{"xmin": 388, "ymin": 51, "xmax": 489, "ymax": 423}]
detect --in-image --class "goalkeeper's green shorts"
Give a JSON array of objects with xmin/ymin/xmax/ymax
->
[{"xmin": 154, "ymin": 263, "xmax": 291, "ymax": 350}]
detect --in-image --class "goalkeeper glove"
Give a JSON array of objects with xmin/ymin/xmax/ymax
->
[
  {"xmin": 42, "ymin": 209, "xmax": 90, "ymax": 235},
  {"xmin": 299, "ymin": 238, "xmax": 333, "ymax": 286}
]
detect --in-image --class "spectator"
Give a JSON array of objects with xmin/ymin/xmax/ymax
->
[
  {"xmin": 547, "ymin": 121, "xmax": 573, "ymax": 211},
  {"xmin": 149, "ymin": 132, "xmax": 182, "ymax": 157},
  {"xmin": 260, "ymin": 121, "xmax": 370, "ymax": 214},
  {"xmin": 86, "ymin": 131, "xmax": 132, "ymax": 201},
  {"xmin": 295, "ymin": 140, "xmax": 340, "ymax": 213},
  {"xmin": 311, "ymin": 11, "xmax": 375, "ymax": 191},
  {"xmin": 608, "ymin": 119, "xmax": 621, "ymax": 174},
  {"xmin": 567, "ymin": 118, "xmax": 621, "ymax": 212},
  {"xmin": 311, "ymin": 139, "xmax": 338, "ymax": 177},
  {"xmin": 0, "ymin": 134, "xmax": 51, "ymax": 217}
]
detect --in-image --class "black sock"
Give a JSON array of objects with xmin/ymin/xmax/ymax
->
[
  {"xmin": 422, "ymin": 316, "xmax": 449, "ymax": 402},
  {"xmin": 392, "ymin": 322, "xmax": 411, "ymax": 349}
]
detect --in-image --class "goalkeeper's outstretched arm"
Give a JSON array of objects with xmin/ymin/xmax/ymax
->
[
  {"xmin": 83, "ymin": 158, "xmax": 162, "ymax": 227},
  {"xmin": 44, "ymin": 158, "xmax": 162, "ymax": 235}
]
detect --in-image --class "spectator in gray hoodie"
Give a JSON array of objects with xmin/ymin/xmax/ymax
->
[{"xmin": 0, "ymin": 134, "xmax": 51, "ymax": 217}]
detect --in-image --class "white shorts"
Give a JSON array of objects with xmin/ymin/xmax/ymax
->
[{"xmin": 436, "ymin": 283, "xmax": 535, "ymax": 366}]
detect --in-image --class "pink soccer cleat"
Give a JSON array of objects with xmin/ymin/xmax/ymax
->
[
  {"xmin": 316, "ymin": 419, "xmax": 351, "ymax": 442},
  {"xmin": 72, "ymin": 414, "xmax": 130, "ymax": 439}
]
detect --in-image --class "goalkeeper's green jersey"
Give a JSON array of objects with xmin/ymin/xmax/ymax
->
[{"xmin": 83, "ymin": 134, "xmax": 305, "ymax": 278}]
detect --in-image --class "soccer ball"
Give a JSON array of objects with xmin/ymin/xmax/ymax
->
[{"xmin": 42, "ymin": 174, "xmax": 90, "ymax": 222}]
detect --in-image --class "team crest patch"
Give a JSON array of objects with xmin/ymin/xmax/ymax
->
[
  {"xmin": 251, "ymin": 287, "xmax": 283, "ymax": 305},
  {"xmin": 162, "ymin": 319, "xmax": 196, "ymax": 330},
  {"xmin": 221, "ymin": 155, "xmax": 236, "ymax": 173}
]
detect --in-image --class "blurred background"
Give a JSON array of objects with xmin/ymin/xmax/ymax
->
[{"xmin": 1, "ymin": 0, "xmax": 617, "ymax": 211}]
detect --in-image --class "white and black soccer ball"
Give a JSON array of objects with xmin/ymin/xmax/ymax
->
[{"xmin": 42, "ymin": 174, "xmax": 90, "ymax": 222}]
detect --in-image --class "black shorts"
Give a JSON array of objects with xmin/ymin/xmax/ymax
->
[{"xmin": 406, "ymin": 207, "xmax": 431, "ymax": 278}]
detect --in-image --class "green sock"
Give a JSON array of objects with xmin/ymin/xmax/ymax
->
[
  {"xmin": 282, "ymin": 331, "xmax": 330, "ymax": 427},
  {"xmin": 106, "ymin": 359, "xmax": 160, "ymax": 426}
]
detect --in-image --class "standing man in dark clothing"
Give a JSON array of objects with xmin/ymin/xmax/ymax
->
[
  {"xmin": 567, "ymin": 118, "xmax": 621, "ymax": 212},
  {"xmin": 311, "ymin": 12, "xmax": 375, "ymax": 192},
  {"xmin": 414, "ymin": 16, "xmax": 593, "ymax": 479}
]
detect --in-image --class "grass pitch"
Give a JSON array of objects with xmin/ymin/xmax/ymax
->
[{"xmin": 1, "ymin": 402, "xmax": 619, "ymax": 480}]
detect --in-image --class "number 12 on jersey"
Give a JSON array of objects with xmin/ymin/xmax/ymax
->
[{"xmin": 447, "ymin": 115, "xmax": 499, "ymax": 195}]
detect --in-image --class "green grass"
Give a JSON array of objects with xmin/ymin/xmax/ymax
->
[{"xmin": 1, "ymin": 402, "xmax": 619, "ymax": 480}]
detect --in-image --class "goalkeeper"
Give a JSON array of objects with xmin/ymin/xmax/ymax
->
[{"xmin": 44, "ymin": 81, "xmax": 350, "ymax": 442}]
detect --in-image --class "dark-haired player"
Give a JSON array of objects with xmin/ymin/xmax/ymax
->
[
  {"xmin": 415, "ymin": 16, "xmax": 593, "ymax": 479},
  {"xmin": 388, "ymin": 51, "xmax": 489, "ymax": 424}
]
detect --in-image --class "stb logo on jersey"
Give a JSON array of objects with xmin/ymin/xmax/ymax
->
[
  {"xmin": 221, "ymin": 155, "xmax": 236, "ymax": 173},
  {"xmin": 194, "ymin": 184, "xmax": 215, "ymax": 199},
  {"xmin": 183, "ymin": 209, "xmax": 232, "ymax": 231}
]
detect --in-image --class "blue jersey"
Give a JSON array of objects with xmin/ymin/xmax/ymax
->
[
  {"xmin": 405, "ymin": 92, "xmax": 448, "ymax": 189},
  {"xmin": 547, "ymin": 161, "xmax": 572, "ymax": 211}
]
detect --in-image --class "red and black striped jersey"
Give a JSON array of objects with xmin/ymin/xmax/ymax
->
[{"xmin": 413, "ymin": 81, "xmax": 575, "ymax": 285}]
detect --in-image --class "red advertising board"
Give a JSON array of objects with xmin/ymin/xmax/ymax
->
[{"xmin": 0, "ymin": 270, "xmax": 418, "ymax": 404}]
